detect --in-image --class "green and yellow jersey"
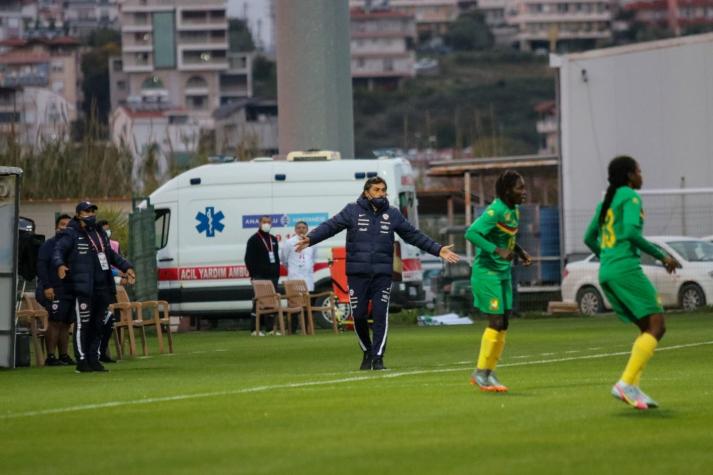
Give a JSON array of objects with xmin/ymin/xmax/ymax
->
[
  {"xmin": 584, "ymin": 186, "xmax": 666, "ymax": 280},
  {"xmin": 465, "ymin": 198, "xmax": 519, "ymax": 277}
]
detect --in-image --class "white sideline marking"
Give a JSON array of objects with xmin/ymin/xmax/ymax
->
[{"xmin": 3, "ymin": 340, "xmax": 712, "ymax": 420}]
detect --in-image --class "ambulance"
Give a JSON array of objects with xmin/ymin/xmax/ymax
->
[{"xmin": 149, "ymin": 151, "xmax": 429, "ymax": 327}]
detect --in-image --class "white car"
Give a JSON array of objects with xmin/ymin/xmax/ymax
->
[
  {"xmin": 420, "ymin": 254, "xmax": 443, "ymax": 310},
  {"xmin": 561, "ymin": 236, "xmax": 713, "ymax": 315}
]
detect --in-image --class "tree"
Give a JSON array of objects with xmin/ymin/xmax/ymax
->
[
  {"xmin": 444, "ymin": 11, "xmax": 494, "ymax": 51},
  {"xmin": 228, "ymin": 19, "xmax": 256, "ymax": 52},
  {"xmin": 81, "ymin": 29, "xmax": 121, "ymax": 129},
  {"xmin": 253, "ymin": 55, "xmax": 276, "ymax": 99}
]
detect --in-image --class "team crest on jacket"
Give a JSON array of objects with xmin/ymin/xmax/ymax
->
[
  {"xmin": 80, "ymin": 303, "xmax": 88, "ymax": 310},
  {"xmin": 382, "ymin": 213, "xmax": 389, "ymax": 220}
]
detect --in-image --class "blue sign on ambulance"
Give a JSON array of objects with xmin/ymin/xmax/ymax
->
[{"xmin": 242, "ymin": 213, "xmax": 328, "ymax": 229}]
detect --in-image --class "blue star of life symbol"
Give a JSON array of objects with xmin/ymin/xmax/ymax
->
[{"xmin": 195, "ymin": 206, "xmax": 225, "ymax": 237}]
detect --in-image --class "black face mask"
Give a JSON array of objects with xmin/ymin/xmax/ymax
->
[
  {"xmin": 82, "ymin": 216, "xmax": 97, "ymax": 229},
  {"xmin": 370, "ymin": 197, "xmax": 387, "ymax": 209}
]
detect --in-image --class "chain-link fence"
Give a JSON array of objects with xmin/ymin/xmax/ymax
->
[{"xmin": 128, "ymin": 198, "xmax": 157, "ymax": 303}]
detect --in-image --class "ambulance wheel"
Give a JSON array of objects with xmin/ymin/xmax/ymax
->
[{"xmin": 313, "ymin": 292, "xmax": 349, "ymax": 329}]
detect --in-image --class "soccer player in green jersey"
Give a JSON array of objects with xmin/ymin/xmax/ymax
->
[
  {"xmin": 584, "ymin": 156, "xmax": 680, "ymax": 410},
  {"xmin": 465, "ymin": 170, "xmax": 531, "ymax": 392}
]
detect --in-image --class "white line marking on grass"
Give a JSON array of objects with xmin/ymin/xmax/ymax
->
[
  {"xmin": 3, "ymin": 340, "xmax": 712, "ymax": 420},
  {"xmin": 564, "ymin": 350, "xmax": 580, "ymax": 354}
]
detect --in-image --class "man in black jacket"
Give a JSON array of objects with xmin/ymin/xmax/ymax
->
[
  {"xmin": 52, "ymin": 202, "xmax": 135, "ymax": 373},
  {"xmin": 36, "ymin": 213, "xmax": 74, "ymax": 366},
  {"xmin": 296, "ymin": 177, "xmax": 459, "ymax": 370},
  {"xmin": 245, "ymin": 215, "xmax": 279, "ymax": 335}
]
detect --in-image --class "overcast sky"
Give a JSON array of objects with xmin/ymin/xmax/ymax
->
[{"xmin": 227, "ymin": 0, "xmax": 275, "ymax": 52}]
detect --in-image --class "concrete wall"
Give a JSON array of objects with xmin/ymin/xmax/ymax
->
[{"xmin": 275, "ymin": 0, "xmax": 354, "ymax": 158}]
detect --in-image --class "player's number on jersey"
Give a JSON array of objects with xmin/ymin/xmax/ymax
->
[{"xmin": 601, "ymin": 209, "xmax": 616, "ymax": 249}]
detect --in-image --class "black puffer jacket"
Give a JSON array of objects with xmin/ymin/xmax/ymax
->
[
  {"xmin": 36, "ymin": 235, "xmax": 66, "ymax": 300},
  {"xmin": 51, "ymin": 219, "xmax": 132, "ymax": 297},
  {"xmin": 308, "ymin": 195, "xmax": 442, "ymax": 276}
]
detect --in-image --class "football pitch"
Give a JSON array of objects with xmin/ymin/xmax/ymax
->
[{"xmin": 2, "ymin": 313, "xmax": 713, "ymax": 474}]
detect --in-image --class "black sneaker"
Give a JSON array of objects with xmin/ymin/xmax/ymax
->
[
  {"xmin": 45, "ymin": 354, "xmax": 63, "ymax": 367},
  {"xmin": 58, "ymin": 354, "xmax": 75, "ymax": 365},
  {"xmin": 99, "ymin": 355, "xmax": 117, "ymax": 364},
  {"xmin": 89, "ymin": 361, "xmax": 108, "ymax": 372},
  {"xmin": 360, "ymin": 351, "xmax": 373, "ymax": 370},
  {"xmin": 75, "ymin": 360, "xmax": 93, "ymax": 373},
  {"xmin": 372, "ymin": 356, "xmax": 386, "ymax": 371}
]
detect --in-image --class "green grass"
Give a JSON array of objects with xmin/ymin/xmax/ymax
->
[{"xmin": 2, "ymin": 313, "xmax": 713, "ymax": 474}]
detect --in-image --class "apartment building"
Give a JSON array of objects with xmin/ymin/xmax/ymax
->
[
  {"xmin": 0, "ymin": 85, "xmax": 73, "ymax": 144},
  {"xmin": 476, "ymin": 0, "xmax": 519, "ymax": 46},
  {"xmin": 624, "ymin": 0, "xmax": 713, "ymax": 34},
  {"xmin": 0, "ymin": 2, "xmax": 25, "ymax": 42},
  {"xmin": 64, "ymin": 0, "xmax": 121, "ymax": 37},
  {"xmin": 350, "ymin": 6, "xmax": 417, "ymax": 88},
  {"xmin": 512, "ymin": 0, "xmax": 613, "ymax": 51},
  {"xmin": 118, "ymin": 0, "xmax": 229, "ymax": 120},
  {"xmin": 0, "ymin": 36, "xmax": 82, "ymax": 122},
  {"xmin": 350, "ymin": 0, "xmax": 474, "ymax": 38},
  {"xmin": 213, "ymin": 98, "xmax": 278, "ymax": 156}
]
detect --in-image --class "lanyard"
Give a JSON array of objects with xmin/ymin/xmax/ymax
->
[
  {"xmin": 258, "ymin": 233, "xmax": 273, "ymax": 253},
  {"xmin": 85, "ymin": 230, "xmax": 105, "ymax": 254}
]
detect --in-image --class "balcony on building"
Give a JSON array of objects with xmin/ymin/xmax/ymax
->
[
  {"xmin": 123, "ymin": 51, "xmax": 153, "ymax": 72},
  {"xmin": 177, "ymin": 8, "xmax": 227, "ymax": 31},
  {"xmin": 219, "ymin": 74, "xmax": 249, "ymax": 99},
  {"xmin": 121, "ymin": 12, "xmax": 152, "ymax": 32},
  {"xmin": 226, "ymin": 52, "xmax": 251, "ymax": 73},
  {"xmin": 0, "ymin": 56, "xmax": 50, "ymax": 88},
  {"xmin": 178, "ymin": 30, "xmax": 228, "ymax": 47},
  {"xmin": 180, "ymin": 49, "xmax": 228, "ymax": 70},
  {"xmin": 122, "ymin": 31, "xmax": 153, "ymax": 52}
]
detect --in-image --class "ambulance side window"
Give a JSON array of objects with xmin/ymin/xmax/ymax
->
[{"xmin": 155, "ymin": 209, "xmax": 170, "ymax": 250}]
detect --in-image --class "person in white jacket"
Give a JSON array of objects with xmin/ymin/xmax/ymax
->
[{"xmin": 280, "ymin": 221, "xmax": 317, "ymax": 291}]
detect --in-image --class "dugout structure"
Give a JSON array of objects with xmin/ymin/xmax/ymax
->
[{"xmin": 0, "ymin": 167, "xmax": 22, "ymax": 368}]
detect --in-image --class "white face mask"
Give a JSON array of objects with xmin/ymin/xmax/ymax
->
[
  {"xmin": 260, "ymin": 223, "xmax": 272, "ymax": 233},
  {"xmin": 105, "ymin": 230, "xmax": 112, "ymax": 239}
]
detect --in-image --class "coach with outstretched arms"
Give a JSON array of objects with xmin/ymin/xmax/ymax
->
[{"xmin": 296, "ymin": 177, "xmax": 459, "ymax": 370}]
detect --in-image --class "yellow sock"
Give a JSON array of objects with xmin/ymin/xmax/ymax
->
[
  {"xmin": 489, "ymin": 330, "xmax": 507, "ymax": 370},
  {"xmin": 477, "ymin": 328, "xmax": 500, "ymax": 370},
  {"xmin": 621, "ymin": 332, "xmax": 657, "ymax": 385},
  {"xmin": 633, "ymin": 369, "xmax": 642, "ymax": 387}
]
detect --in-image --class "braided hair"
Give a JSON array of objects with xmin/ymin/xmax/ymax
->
[
  {"xmin": 495, "ymin": 170, "xmax": 523, "ymax": 202},
  {"xmin": 598, "ymin": 155, "xmax": 638, "ymax": 226}
]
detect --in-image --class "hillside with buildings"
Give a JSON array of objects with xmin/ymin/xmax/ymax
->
[{"xmin": 1, "ymin": 0, "xmax": 711, "ymax": 198}]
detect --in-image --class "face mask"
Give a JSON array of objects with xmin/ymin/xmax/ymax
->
[
  {"xmin": 260, "ymin": 223, "xmax": 272, "ymax": 233},
  {"xmin": 105, "ymin": 230, "xmax": 112, "ymax": 239},
  {"xmin": 82, "ymin": 216, "xmax": 97, "ymax": 228},
  {"xmin": 370, "ymin": 197, "xmax": 387, "ymax": 209}
]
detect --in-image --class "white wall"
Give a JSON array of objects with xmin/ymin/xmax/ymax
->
[{"xmin": 554, "ymin": 33, "xmax": 713, "ymax": 254}]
